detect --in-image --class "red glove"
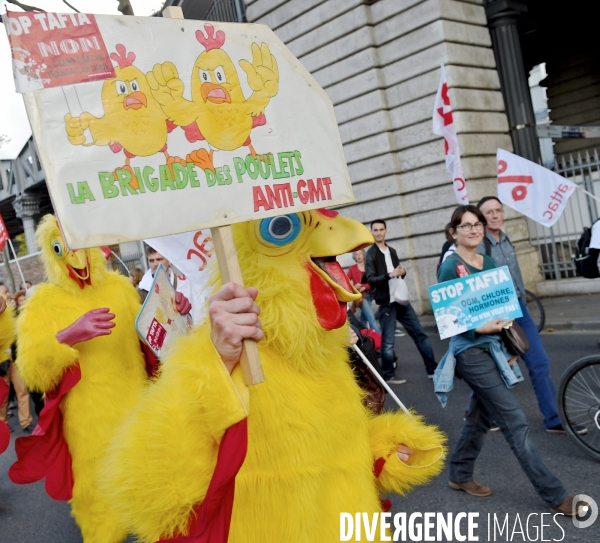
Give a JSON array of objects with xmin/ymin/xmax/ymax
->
[
  {"xmin": 56, "ymin": 308, "xmax": 115, "ymax": 347},
  {"xmin": 175, "ymin": 292, "xmax": 192, "ymax": 316}
]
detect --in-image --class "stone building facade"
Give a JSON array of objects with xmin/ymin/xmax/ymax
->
[{"xmin": 245, "ymin": 0, "xmax": 540, "ymax": 312}]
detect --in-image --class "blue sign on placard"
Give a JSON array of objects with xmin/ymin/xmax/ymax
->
[{"xmin": 429, "ymin": 265, "xmax": 523, "ymax": 339}]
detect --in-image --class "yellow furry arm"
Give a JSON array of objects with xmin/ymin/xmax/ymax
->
[
  {"xmin": 369, "ymin": 411, "xmax": 446, "ymax": 496},
  {"xmin": 15, "ymin": 301, "xmax": 79, "ymax": 392},
  {"xmin": 100, "ymin": 325, "xmax": 248, "ymax": 543},
  {"xmin": 0, "ymin": 304, "xmax": 16, "ymax": 356}
]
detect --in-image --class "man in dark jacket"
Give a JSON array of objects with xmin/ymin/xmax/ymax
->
[{"xmin": 365, "ymin": 220, "xmax": 437, "ymax": 383}]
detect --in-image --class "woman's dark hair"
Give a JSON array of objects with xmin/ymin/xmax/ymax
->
[
  {"xmin": 448, "ymin": 205, "xmax": 487, "ymax": 233},
  {"xmin": 444, "ymin": 223, "xmax": 454, "ymax": 244}
]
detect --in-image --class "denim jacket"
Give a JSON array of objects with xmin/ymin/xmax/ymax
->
[{"xmin": 433, "ymin": 334, "xmax": 524, "ymax": 407}]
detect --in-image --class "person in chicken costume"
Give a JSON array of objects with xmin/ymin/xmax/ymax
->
[
  {"xmin": 9, "ymin": 215, "xmax": 189, "ymax": 543},
  {"xmin": 102, "ymin": 209, "xmax": 446, "ymax": 543},
  {"xmin": 0, "ymin": 296, "xmax": 16, "ymax": 455}
]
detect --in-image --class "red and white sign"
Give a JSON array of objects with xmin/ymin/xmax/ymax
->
[
  {"xmin": 497, "ymin": 149, "xmax": 577, "ymax": 227},
  {"xmin": 145, "ymin": 230, "xmax": 216, "ymax": 322},
  {"xmin": 432, "ymin": 64, "xmax": 468, "ymax": 204},
  {"xmin": 5, "ymin": 10, "xmax": 115, "ymax": 92},
  {"xmin": 146, "ymin": 317, "xmax": 167, "ymax": 351},
  {"xmin": 0, "ymin": 214, "xmax": 10, "ymax": 252}
]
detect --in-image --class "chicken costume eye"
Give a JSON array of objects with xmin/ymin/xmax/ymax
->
[
  {"xmin": 52, "ymin": 241, "xmax": 63, "ymax": 257},
  {"xmin": 130, "ymin": 80, "xmax": 139, "ymax": 91},
  {"xmin": 214, "ymin": 66, "xmax": 226, "ymax": 83},
  {"xmin": 259, "ymin": 215, "xmax": 301, "ymax": 246},
  {"xmin": 200, "ymin": 69, "xmax": 210, "ymax": 82},
  {"xmin": 115, "ymin": 80, "xmax": 127, "ymax": 95}
]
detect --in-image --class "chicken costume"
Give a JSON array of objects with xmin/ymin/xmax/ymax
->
[
  {"xmin": 0, "ymin": 301, "xmax": 16, "ymax": 454},
  {"xmin": 9, "ymin": 215, "xmax": 157, "ymax": 543},
  {"xmin": 102, "ymin": 209, "xmax": 446, "ymax": 542}
]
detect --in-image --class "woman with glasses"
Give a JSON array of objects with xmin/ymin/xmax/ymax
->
[{"xmin": 435, "ymin": 205, "xmax": 579, "ymax": 515}]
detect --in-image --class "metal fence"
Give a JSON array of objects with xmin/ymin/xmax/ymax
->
[{"xmin": 527, "ymin": 149, "xmax": 600, "ymax": 280}]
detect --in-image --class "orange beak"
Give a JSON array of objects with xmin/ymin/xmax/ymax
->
[
  {"xmin": 123, "ymin": 91, "xmax": 147, "ymax": 110},
  {"xmin": 201, "ymin": 82, "xmax": 231, "ymax": 104}
]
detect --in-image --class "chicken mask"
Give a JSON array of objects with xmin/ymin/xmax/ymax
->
[
  {"xmin": 36, "ymin": 215, "xmax": 107, "ymax": 291},
  {"xmin": 231, "ymin": 208, "xmax": 373, "ymax": 336}
]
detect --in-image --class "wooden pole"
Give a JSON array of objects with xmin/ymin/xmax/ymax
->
[{"xmin": 163, "ymin": 6, "xmax": 264, "ymax": 385}]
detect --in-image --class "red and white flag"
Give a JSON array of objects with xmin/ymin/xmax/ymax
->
[
  {"xmin": 0, "ymin": 214, "xmax": 10, "ymax": 252},
  {"xmin": 497, "ymin": 149, "xmax": 577, "ymax": 227},
  {"xmin": 432, "ymin": 64, "xmax": 468, "ymax": 204}
]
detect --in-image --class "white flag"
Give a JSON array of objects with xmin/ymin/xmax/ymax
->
[
  {"xmin": 496, "ymin": 149, "xmax": 577, "ymax": 227},
  {"xmin": 145, "ymin": 230, "xmax": 216, "ymax": 323},
  {"xmin": 432, "ymin": 64, "xmax": 468, "ymax": 204}
]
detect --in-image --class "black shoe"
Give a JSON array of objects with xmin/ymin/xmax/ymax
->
[
  {"xmin": 547, "ymin": 423, "xmax": 588, "ymax": 435},
  {"xmin": 22, "ymin": 425, "xmax": 34, "ymax": 433}
]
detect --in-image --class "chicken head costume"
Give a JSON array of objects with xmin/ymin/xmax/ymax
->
[{"xmin": 102, "ymin": 209, "xmax": 446, "ymax": 542}]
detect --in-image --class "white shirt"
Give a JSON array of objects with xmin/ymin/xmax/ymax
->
[
  {"xmin": 590, "ymin": 221, "xmax": 600, "ymax": 249},
  {"xmin": 379, "ymin": 246, "xmax": 395, "ymax": 298}
]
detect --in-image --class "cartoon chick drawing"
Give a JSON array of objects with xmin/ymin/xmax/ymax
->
[
  {"xmin": 64, "ymin": 44, "xmax": 185, "ymax": 188},
  {"xmin": 147, "ymin": 23, "xmax": 279, "ymax": 172}
]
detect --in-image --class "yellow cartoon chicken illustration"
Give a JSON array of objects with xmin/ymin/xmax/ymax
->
[
  {"xmin": 64, "ymin": 44, "xmax": 184, "ymax": 189},
  {"xmin": 147, "ymin": 23, "xmax": 279, "ymax": 172}
]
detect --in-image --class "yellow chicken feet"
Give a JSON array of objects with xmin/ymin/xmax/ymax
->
[{"xmin": 186, "ymin": 148, "xmax": 215, "ymax": 172}]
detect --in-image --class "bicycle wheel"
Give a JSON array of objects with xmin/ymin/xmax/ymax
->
[
  {"xmin": 525, "ymin": 290, "xmax": 545, "ymax": 332},
  {"xmin": 557, "ymin": 355, "xmax": 600, "ymax": 461}
]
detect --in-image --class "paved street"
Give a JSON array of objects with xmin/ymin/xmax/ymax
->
[{"xmin": 1, "ymin": 331, "xmax": 599, "ymax": 542}]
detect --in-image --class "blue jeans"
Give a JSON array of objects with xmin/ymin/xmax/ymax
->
[
  {"xmin": 450, "ymin": 348, "xmax": 568, "ymax": 507},
  {"xmin": 358, "ymin": 293, "xmax": 381, "ymax": 333},
  {"xmin": 379, "ymin": 302, "xmax": 437, "ymax": 379},
  {"xmin": 516, "ymin": 300, "xmax": 560, "ymax": 429}
]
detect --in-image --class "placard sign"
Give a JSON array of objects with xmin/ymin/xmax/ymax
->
[
  {"xmin": 4, "ymin": 12, "xmax": 355, "ymax": 249},
  {"xmin": 429, "ymin": 266, "xmax": 523, "ymax": 340}
]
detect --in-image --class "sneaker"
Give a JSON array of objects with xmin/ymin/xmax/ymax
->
[
  {"xmin": 546, "ymin": 424, "xmax": 588, "ymax": 435},
  {"xmin": 449, "ymin": 480, "xmax": 492, "ymax": 497},
  {"xmin": 385, "ymin": 378, "xmax": 407, "ymax": 385},
  {"xmin": 394, "ymin": 329, "xmax": 405, "ymax": 337},
  {"xmin": 427, "ymin": 374, "xmax": 434, "ymax": 380},
  {"xmin": 550, "ymin": 495, "xmax": 589, "ymax": 516},
  {"xmin": 489, "ymin": 425, "xmax": 500, "ymax": 433}
]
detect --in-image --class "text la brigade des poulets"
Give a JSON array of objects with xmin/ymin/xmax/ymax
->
[
  {"xmin": 66, "ymin": 151, "xmax": 335, "ymax": 212},
  {"xmin": 431, "ymin": 268, "xmax": 518, "ymax": 322}
]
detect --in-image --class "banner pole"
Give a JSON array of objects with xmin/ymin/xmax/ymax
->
[
  {"xmin": 7, "ymin": 239, "xmax": 27, "ymax": 291},
  {"xmin": 352, "ymin": 344, "xmax": 410, "ymax": 415},
  {"xmin": 163, "ymin": 5, "xmax": 264, "ymax": 386},
  {"xmin": 577, "ymin": 185, "xmax": 600, "ymax": 205}
]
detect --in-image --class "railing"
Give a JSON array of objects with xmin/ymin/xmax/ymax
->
[{"xmin": 527, "ymin": 149, "xmax": 600, "ymax": 280}]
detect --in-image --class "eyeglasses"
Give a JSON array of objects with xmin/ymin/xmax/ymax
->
[{"xmin": 456, "ymin": 222, "xmax": 485, "ymax": 232}]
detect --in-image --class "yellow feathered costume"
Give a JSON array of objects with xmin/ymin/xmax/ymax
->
[
  {"xmin": 0, "ymin": 300, "xmax": 15, "ymax": 354},
  {"xmin": 102, "ymin": 210, "xmax": 446, "ymax": 542},
  {"xmin": 14, "ymin": 215, "xmax": 149, "ymax": 543}
]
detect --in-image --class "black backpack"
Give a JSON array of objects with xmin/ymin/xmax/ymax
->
[{"xmin": 574, "ymin": 220, "xmax": 600, "ymax": 279}]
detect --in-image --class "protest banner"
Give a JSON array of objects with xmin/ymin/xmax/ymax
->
[
  {"xmin": 496, "ymin": 149, "xmax": 577, "ymax": 227},
  {"xmin": 4, "ymin": 10, "xmax": 354, "ymax": 248},
  {"xmin": 5, "ymin": 6, "xmax": 358, "ymax": 384},
  {"xmin": 429, "ymin": 265, "xmax": 522, "ymax": 340},
  {"xmin": 432, "ymin": 64, "xmax": 468, "ymax": 205}
]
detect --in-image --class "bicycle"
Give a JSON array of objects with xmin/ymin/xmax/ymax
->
[
  {"xmin": 525, "ymin": 289, "xmax": 545, "ymax": 333},
  {"xmin": 557, "ymin": 354, "xmax": 600, "ymax": 461}
]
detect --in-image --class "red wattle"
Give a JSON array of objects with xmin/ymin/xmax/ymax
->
[{"xmin": 306, "ymin": 264, "xmax": 347, "ymax": 330}]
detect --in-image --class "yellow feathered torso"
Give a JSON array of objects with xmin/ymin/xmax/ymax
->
[
  {"xmin": 16, "ymin": 216, "xmax": 148, "ymax": 543},
  {"xmin": 101, "ymin": 211, "xmax": 446, "ymax": 542}
]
